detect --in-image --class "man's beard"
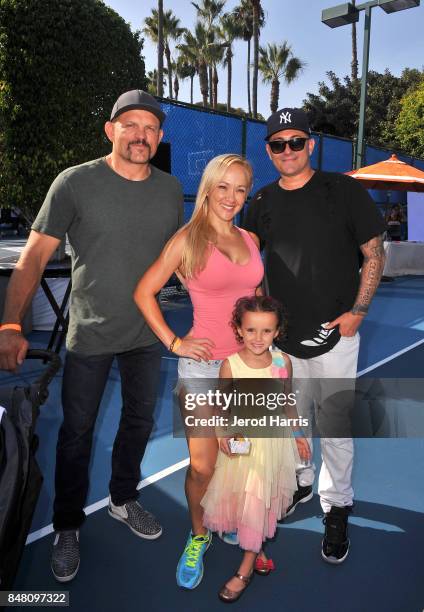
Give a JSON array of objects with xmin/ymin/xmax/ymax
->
[{"xmin": 125, "ymin": 139, "xmax": 152, "ymax": 164}]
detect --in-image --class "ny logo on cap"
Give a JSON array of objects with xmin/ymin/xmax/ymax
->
[{"xmin": 279, "ymin": 111, "xmax": 292, "ymax": 124}]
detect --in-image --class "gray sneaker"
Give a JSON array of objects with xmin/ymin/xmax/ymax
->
[
  {"xmin": 51, "ymin": 529, "xmax": 80, "ymax": 582},
  {"xmin": 108, "ymin": 497, "xmax": 162, "ymax": 539}
]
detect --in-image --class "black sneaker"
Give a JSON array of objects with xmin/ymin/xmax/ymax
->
[
  {"xmin": 108, "ymin": 497, "xmax": 162, "ymax": 539},
  {"xmin": 284, "ymin": 484, "xmax": 313, "ymax": 518},
  {"xmin": 322, "ymin": 506, "xmax": 352, "ymax": 564},
  {"xmin": 51, "ymin": 529, "xmax": 80, "ymax": 582}
]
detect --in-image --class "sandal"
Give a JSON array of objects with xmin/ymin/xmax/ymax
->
[
  {"xmin": 218, "ymin": 571, "xmax": 253, "ymax": 603},
  {"xmin": 254, "ymin": 557, "xmax": 275, "ymax": 576}
]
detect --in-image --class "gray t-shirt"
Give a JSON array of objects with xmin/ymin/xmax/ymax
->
[{"xmin": 32, "ymin": 158, "xmax": 184, "ymax": 355}]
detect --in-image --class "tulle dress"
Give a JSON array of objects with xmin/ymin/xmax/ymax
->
[{"xmin": 201, "ymin": 351, "xmax": 299, "ymax": 553}]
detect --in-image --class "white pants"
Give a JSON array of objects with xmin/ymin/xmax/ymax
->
[{"xmin": 288, "ymin": 334, "xmax": 360, "ymax": 513}]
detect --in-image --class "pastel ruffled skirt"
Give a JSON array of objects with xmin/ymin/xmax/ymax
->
[{"xmin": 201, "ymin": 437, "xmax": 299, "ymax": 553}]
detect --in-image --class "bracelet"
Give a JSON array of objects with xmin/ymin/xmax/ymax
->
[
  {"xmin": 169, "ymin": 336, "xmax": 182, "ymax": 352},
  {"xmin": 0, "ymin": 323, "xmax": 22, "ymax": 333},
  {"xmin": 293, "ymin": 430, "xmax": 304, "ymax": 438}
]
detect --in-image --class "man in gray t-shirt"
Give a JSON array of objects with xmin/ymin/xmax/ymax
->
[{"xmin": 0, "ymin": 90, "xmax": 184, "ymax": 582}]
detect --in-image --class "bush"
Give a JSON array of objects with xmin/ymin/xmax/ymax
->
[
  {"xmin": 0, "ymin": 0, "xmax": 147, "ymax": 220},
  {"xmin": 395, "ymin": 80, "xmax": 424, "ymax": 159}
]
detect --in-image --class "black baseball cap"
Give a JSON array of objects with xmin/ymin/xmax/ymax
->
[
  {"xmin": 110, "ymin": 90, "xmax": 166, "ymax": 125},
  {"xmin": 265, "ymin": 107, "xmax": 311, "ymax": 140}
]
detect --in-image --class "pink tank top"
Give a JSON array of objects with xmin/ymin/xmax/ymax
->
[{"xmin": 185, "ymin": 228, "xmax": 264, "ymax": 359}]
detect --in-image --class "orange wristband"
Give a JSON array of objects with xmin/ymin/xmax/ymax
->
[{"xmin": 0, "ymin": 323, "xmax": 22, "ymax": 333}]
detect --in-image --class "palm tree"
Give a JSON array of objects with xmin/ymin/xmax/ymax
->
[
  {"xmin": 258, "ymin": 42, "xmax": 306, "ymax": 113},
  {"xmin": 233, "ymin": 0, "xmax": 264, "ymax": 116},
  {"xmin": 170, "ymin": 61, "xmax": 179, "ymax": 100},
  {"xmin": 144, "ymin": 9, "xmax": 184, "ymax": 99},
  {"xmin": 219, "ymin": 13, "xmax": 244, "ymax": 112},
  {"xmin": 157, "ymin": 0, "xmax": 164, "ymax": 97},
  {"xmin": 147, "ymin": 69, "xmax": 166, "ymax": 97},
  {"xmin": 192, "ymin": 0, "xmax": 226, "ymax": 27},
  {"xmin": 192, "ymin": 0, "xmax": 225, "ymax": 105},
  {"xmin": 351, "ymin": 0, "xmax": 358, "ymax": 81},
  {"xmin": 209, "ymin": 34, "xmax": 225, "ymax": 109},
  {"xmin": 179, "ymin": 25, "xmax": 210, "ymax": 107},
  {"xmin": 175, "ymin": 52, "xmax": 196, "ymax": 104},
  {"xmin": 251, "ymin": 0, "xmax": 262, "ymax": 118}
]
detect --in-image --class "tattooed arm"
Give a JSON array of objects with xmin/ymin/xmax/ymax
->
[
  {"xmin": 352, "ymin": 235, "xmax": 386, "ymax": 316},
  {"xmin": 326, "ymin": 235, "xmax": 385, "ymax": 337}
]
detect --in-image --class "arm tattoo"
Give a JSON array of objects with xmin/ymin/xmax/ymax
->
[{"xmin": 352, "ymin": 235, "xmax": 385, "ymax": 315}]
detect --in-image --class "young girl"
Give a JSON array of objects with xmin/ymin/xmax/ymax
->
[{"xmin": 201, "ymin": 295, "xmax": 311, "ymax": 603}]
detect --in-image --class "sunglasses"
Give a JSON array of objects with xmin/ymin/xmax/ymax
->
[{"xmin": 268, "ymin": 137, "xmax": 309, "ymax": 154}]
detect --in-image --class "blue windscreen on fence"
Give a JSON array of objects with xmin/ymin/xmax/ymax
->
[
  {"xmin": 161, "ymin": 102, "xmax": 242, "ymax": 196},
  {"xmin": 365, "ymin": 145, "xmax": 394, "ymax": 165},
  {"xmin": 157, "ymin": 100, "xmax": 423, "ymax": 222},
  {"xmin": 245, "ymin": 120, "xmax": 278, "ymax": 194},
  {"xmin": 322, "ymin": 136, "xmax": 352, "ymax": 173},
  {"xmin": 310, "ymin": 134, "xmax": 321, "ymax": 171}
]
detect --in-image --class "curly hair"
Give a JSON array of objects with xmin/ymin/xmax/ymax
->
[{"xmin": 230, "ymin": 295, "xmax": 287, "ymax": 344}]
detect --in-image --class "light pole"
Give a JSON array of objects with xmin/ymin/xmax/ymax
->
[{"xmin": 322, "ymin": 0, "xmax": 420, "ymax": 169}]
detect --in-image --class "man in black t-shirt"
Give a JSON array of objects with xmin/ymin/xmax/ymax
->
[{"xmin": 244, "ymin": 108, "xmax": 386, "ymax": 564}]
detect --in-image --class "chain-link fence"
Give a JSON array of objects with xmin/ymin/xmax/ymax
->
[{"xmin": 158, "ymin": 98, "xmax": 424, "ymax": 214}]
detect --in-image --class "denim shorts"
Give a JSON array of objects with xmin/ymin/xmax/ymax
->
[
  {"xmin": 176, "ymin": 357, "xmax": 222, "ymax": 394},
  {"xmin": 175, "ymin": 358, "xmax": 223, "ymax": 431}
]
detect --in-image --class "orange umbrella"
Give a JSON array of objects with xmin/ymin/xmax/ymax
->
[{"xmin": 346, "ymin": 154, "xmax": 424, "ymax": 191}]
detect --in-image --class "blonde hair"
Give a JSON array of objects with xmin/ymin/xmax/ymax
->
[{"xmin": 179, "ymin": 154, "xmax": 253, "ymax": 279}]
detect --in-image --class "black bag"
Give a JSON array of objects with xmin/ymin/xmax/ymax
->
[{"xmin": 0, "ymin": 350, "xmax": 61, "ymax": 590}]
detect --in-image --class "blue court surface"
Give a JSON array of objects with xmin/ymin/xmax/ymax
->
[{"xmin": 1, "ymin": 276, "xmax": 423, "ymax": 612}]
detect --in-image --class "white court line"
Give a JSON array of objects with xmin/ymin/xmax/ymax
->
[
  {"xmin": 26, "ymin": 458, "xmax": 189, "ymax": 545},
  {"xmin": 0, "ymin": 246, "xmax": 25, "ymax": 252},
  {"xmin": 357, "ymin": 337, "xmax": 424, "ymax": 376},
  {"xmin": 26, "ymin": 337, "xmax": 424, "ymax": 544}
]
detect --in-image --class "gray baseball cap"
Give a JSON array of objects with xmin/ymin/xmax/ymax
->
[{"xmin": 110, "ymin": 90, "xmax": 166, "ymax": 125}]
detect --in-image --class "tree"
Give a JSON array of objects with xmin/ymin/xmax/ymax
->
[
  {"xmin": 146, "ymin": 69, "xmax": 166, "ymax": 96},
  {"xmin": 157, "ymin": 0, "xmax": 164, "ymax": 97},
  {"xmin": 381, "ymin": 68, "xmax": 424, "ymax": 150},
  {"xmin": 218, "ymin": 13, "xmax": 244, "ymax": 112},
  {"xmin": 304, "ymin": 72, "xmax": 359, "ymax": 137},
  {"xmin": 179, "ymin": 25, "xmax": 210, "ymax": 107},
  {"xmin": 258, "ymin": 42, "xmax": 305, "ymax": 112},
  {"xmin": 303, "ymin": 68, "xmax": 424, "ymax": 152},
  {"xmin": 208, "ymin": 30, "xmax": 225, "ymax": 109},
  {"xmin": 351, "ymin": 0, "xmax": 358, "ymax": 81},
  {"xmin": 175, "ymin": 54, "xmax": 196, "ymax": 104},
  {"xmin": 395, "ymin": 79, "xmax": 424, "ymax": 158},
  {"xmin": 251, "ymin": 0, "xmax": 262, "ymax": 118},
  {"xmin": 192, "ymin": 0, "xmax": 226, "ymax": 29},
  {"xmin": 0, "ymin": 0, "xmax": 146, "ymax": 221},
  {"xmin": 144, "ymin": 9, "xmax": 184, "ymax": 100},
  {"xmin": 233, "ymin": 0, "xmax": 264, "ymax": 117},
  {"xmin": 192, "ymin": 0, "xmax": 225, "ymax": 106},
  {"xmin": 170, "ymin": 61, "xmax": 179, "ymax": 100}
]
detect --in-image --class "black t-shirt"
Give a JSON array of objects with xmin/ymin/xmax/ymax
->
[{"xmin": 244, "ymin": 170, "xmax": 386, "ymax": 358}]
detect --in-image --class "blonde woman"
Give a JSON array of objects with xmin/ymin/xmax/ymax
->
[{"xmin": 134, "ymin": 154, "xmax": 263, "ymax": 589}]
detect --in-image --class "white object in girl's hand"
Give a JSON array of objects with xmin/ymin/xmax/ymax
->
[{"xmin": 229, "ymin": 437, "xmax": 251, "ymax": 455}]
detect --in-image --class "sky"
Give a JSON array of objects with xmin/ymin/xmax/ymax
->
[{"xmin": 105, "ymin": 0, "xmax": 424, "ymax": 118}]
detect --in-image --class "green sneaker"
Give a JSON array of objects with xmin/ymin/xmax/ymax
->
[{"xmin": 176, "ymin": 530, "xmax": 212, "ymax": 589}]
